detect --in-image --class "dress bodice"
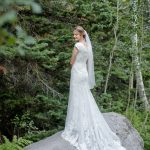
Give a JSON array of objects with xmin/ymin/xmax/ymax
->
[
  {"xmin": 72, "ymin": 42, "xmax": 89, "ymax": 72},
  {"xmin": 70, "ymin": 42, "xmax": 89, "ymax": 87}
]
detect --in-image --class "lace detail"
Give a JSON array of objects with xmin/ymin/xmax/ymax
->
[
  {"xmin": 61, "ymin": 119, "xmax": 126, "ymax": 150},
  {"xmin": 61, "ymin": 123, "xmax": 79, "ymax": 149}
]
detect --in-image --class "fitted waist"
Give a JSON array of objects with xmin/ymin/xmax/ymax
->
[{"xmin": 72, "ymin": 63, "xmax": 87, "ymax": 72}]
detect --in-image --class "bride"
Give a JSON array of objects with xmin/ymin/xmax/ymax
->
[{"xmin": 61, "ymin": 26, "xmax": 126, "ymax": 150}]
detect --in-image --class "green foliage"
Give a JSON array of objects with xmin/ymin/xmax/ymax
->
[
  {"xmin": 0, "ymin": 94, "xmax": 66, "ymax": 139},
  {"xmin": 96, "ymin": 93, "xmax": 112, "ymax": 111},
  {"xmin": 124, "ymin": 109, "xmax": 150, "ymax": 150},
  {"xmin": 12, "ymin": 111, "xmax": 38, "ymax": 137},
  {"xmin": 0, "ymin": 0, "xmax": 150, "ymax": 149},
  {"xmin": 23, "ymin": 128, "xmax": 61, "ymax": 142},
  {"xmin": 0, "ymin": 135, "xmax": 32, "ymax": 150},
  {"xmin": 0, "ymin": 0, "xmax": 41, "ymax": 54}
]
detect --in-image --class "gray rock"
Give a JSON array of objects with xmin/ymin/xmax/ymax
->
[
  {"xmin": 103, "ymin": 112, "xmax": 144, "ymax": 150},
  {"xmin": 25, "ymin": 112, "xmax": 144, "ymax": 150}
]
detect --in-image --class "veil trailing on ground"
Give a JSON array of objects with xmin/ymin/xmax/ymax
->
[{"xmin": 84, "ymin": 30, "xmax": 96, "ymax": 89}]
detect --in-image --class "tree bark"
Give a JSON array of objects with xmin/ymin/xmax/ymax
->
[{"xmin": 131, "ymin": 0, "xmax": 149, "ymax": 110}]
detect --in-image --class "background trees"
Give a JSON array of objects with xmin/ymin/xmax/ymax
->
[{"xmin": 0, "ymin": 0, "xmax": 150, "ymax": 149}]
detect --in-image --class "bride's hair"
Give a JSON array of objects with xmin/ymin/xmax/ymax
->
[{"xmin": 74, "ymin": 26, "xmax": 86, "ymax": 39}]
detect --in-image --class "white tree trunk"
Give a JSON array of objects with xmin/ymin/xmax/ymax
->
[
  {"xmin": 132, "ymin": 0, "xmax": 149, "ymax": 110},
  {"xmin": 133, "ymin": 53, "xmax": 149, "ymax": 109}
]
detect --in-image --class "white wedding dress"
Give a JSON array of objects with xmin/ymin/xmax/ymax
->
[{"xmin": 61, "ymin": 42, "xmax": 126, "ymax": 150}]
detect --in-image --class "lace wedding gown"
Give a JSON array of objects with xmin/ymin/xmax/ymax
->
[{"xmin": 61, "ymin": 42, "xmax": 126, "ymax": 150}]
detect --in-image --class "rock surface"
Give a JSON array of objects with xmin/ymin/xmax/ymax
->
[{"xmin": 25, "ymin": 112, "xmax": 144, "ymax": 150}]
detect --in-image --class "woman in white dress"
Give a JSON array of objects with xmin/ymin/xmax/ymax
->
[{"xmin": 61, "ymin": 26, "xmax": 126, "ymax": 150}]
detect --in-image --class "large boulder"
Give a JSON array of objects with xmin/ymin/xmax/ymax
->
[{"xmin": 25, "ymin": 112, "xmax": 144, "ymax": 150}]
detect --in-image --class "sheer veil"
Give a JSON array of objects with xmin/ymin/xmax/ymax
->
[{"xmin": 84, "ymin": 30, "xmax": 96, "ymax": 89}]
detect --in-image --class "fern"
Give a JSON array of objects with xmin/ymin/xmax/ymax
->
[{"xmin": 0, "ymin": 136, "xmax": 32, "ymax": 150}]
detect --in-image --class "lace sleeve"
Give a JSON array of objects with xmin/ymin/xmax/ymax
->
[{"xmin": 74, "ymin": 43, "xmax": 80, "ymax": 51}]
